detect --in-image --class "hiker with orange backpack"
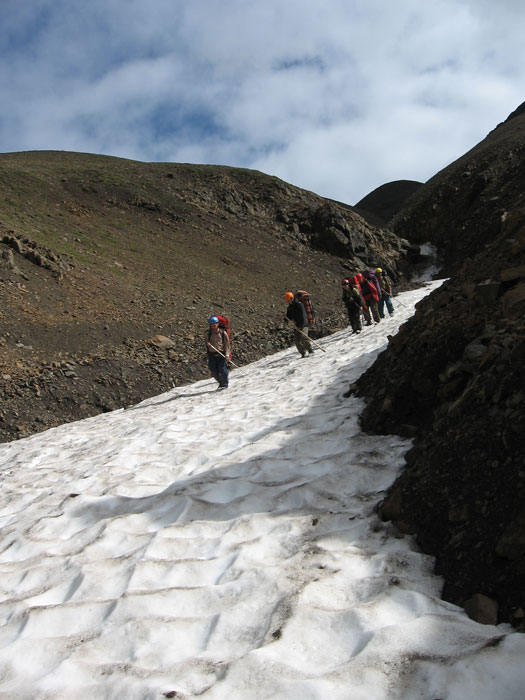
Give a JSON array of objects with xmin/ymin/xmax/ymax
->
[
  {"xmin": 283, "ymin": 291, "xmax": 314, "ymax": 357},
  {"xmin": 206, "ymin": 315, "xmax": 231, "ymax": 390}
]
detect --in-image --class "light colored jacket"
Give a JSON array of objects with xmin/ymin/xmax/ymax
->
[{"xmin": 206, "ymin": 327, "xmax": 231, "ymax": 359}]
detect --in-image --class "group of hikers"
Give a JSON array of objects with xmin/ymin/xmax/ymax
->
[
  {"xmin": 341, "ymin": 267, "xmax": 394, "ymax": 335},
  {"xmin": 205, "ymin": 267, "xmax": 394, "ymax": 390}
]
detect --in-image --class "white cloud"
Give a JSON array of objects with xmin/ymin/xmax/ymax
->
[{"xmin": 1, "ymin": 0, "xmax": 524, "ymax": 203}]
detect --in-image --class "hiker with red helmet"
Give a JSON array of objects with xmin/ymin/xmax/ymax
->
[
  {"xmin": 361, "ymin": 269, "xmax": 381, "ymax": 324},
  {"xmin": 283, "ymin": 291, "xmax": 314, "ymax": 357},
  {"xmin": 342, "ymin": 277, "xmax": 363, "ymax": 334},
  {"xmin": 206, "ymin": 315, "xmax": 231, "ymax": 390},
  {"xmin": 354, "ymin": 272, "xmax": 373, "ymax": 326}
]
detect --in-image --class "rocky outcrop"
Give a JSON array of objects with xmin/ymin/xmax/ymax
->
[
  {"xmin": 276, "ymin": 200, "xmax": 409, "ymax": 273},
  {"xmin": 168, "ymin": 166, "xmax": 411, "ymax": 275},
  {"xmin": 2, "ymin": 233, "xmax": 68, "ymax": 278}
]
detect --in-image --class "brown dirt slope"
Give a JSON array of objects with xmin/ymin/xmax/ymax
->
[{"xmin": 1, "ymin": 150, "xmax": 409, "ymax": 442}]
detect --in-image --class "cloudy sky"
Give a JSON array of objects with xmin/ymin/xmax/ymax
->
[{"xmin": 1, "ymin": 0, "xmax": 524, "ymax": 204}]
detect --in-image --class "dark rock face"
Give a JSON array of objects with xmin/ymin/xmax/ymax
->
[
  {"xmin": 390, "ymin": 102, "xmax": 525, "ymax": 274},
  {"xmin": 354, "ymin": 102, "xmax": 525, "ymax": 626}
]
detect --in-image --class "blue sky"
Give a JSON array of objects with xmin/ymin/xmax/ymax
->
[{"xmin": 1, "ymin": 0, "xmax": 524, "ymax": 204}]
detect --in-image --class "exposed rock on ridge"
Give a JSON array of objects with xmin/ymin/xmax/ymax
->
[{"xmin": 390, "ymin": 102, "xmax": 525, "ymax": 273}]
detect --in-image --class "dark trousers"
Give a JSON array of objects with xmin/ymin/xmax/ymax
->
[
  {"xmin": 346, "ymin": 305, "xmax": 362, "ymax": 333},
  {"xmin": 378, "ymin": 292, "xmax": 394, "ymax": 317},
  {"xmin": 208, "ymin": 352, "xmax": 229, "ymax": 387}
]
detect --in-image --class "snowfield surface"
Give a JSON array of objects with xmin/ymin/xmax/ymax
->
[{"xmin": 1, "ymin": 280, "xmax": 525, "ymax": 699}]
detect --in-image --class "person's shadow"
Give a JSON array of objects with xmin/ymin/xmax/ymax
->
[{"xmin": 125, "ymin": 388, "xmax": 216, "ymax": 411}]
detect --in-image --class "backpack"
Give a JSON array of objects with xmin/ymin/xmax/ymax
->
[
  {"xmin": 295, "ymin": 291, "xmax": 315, "ymax": 326},
  {"xmin": 361, "ymin": 279, "xmax": 380, "ymax": 303},
  {"xmin": 350, "ymin": 285, "xmax": 364, "ymax": 307},
  {"xmin": 216, "ymin": 315, "xmax": 230, "ymax": 338},
  {"xmin": 381, "ymin": 270, "xmax": 392, "ymax": 295},
  {"xmin": 343, "ymin": 284, "xmax": 363, "ymax": 308}
]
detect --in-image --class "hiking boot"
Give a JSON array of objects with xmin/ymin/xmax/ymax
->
[{"xmin": 217, "ymin": 385, "xmax": 228, "ymax": 390}]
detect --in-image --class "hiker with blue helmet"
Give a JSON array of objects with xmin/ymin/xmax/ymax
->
[{"xmin": 206, "ymin": 315, "xmax": 231, "ymax": 390}]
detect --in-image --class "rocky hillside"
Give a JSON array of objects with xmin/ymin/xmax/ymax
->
[
  {"xmin": 354, "ymin": 101, "xmax": 525, "ymax": 626},
  {"xmin": 0, "ymin": 151, "xmax": 409, "ymax": 442}
]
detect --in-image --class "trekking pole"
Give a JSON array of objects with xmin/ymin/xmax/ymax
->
[
  {"xmin": 283, "ymin": 317, "xmax": 326, "ymax": 353},
  {"xmin": 393, "ymin": 296, "xmax": 408, "ymax": 309},
  {"xmin": 208, "ymin": 344, "xmax": 249, "ymax": 376}
]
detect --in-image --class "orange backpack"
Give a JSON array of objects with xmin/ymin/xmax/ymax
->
[{"xmin": 295, "ymin": 291, "xmax": 315, "ymax": 326}]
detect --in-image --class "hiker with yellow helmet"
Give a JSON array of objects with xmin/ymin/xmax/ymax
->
[
  {"xmin": 375, "ymin": 267, "xmax": 395, "ymax": 318},
  {"xmin": 283, "ymin": 291, "xmax": 314, "ymax": 358}
]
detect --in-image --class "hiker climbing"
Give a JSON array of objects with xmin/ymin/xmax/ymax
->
[
  {"xmin": 360, "ymin": 269, "xmax": 381, "ymax": 324},
  {"xmin": 376, "ymin": 267, "xmax": 394, "ymax": 317},
  {"xmin": 353, "ymin": 272, "xmax": 372, "ymax": 326},
  {"xmin": 206, "ymin": 315, "xmax": 231, "ymax": 390},
  {"xmin": 342, "ymin": 277, "xmax": 363, "ymax": 334},
  {"xmin": 283, "ymin": 291, "xmax": 314, "ymax": 357}
]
